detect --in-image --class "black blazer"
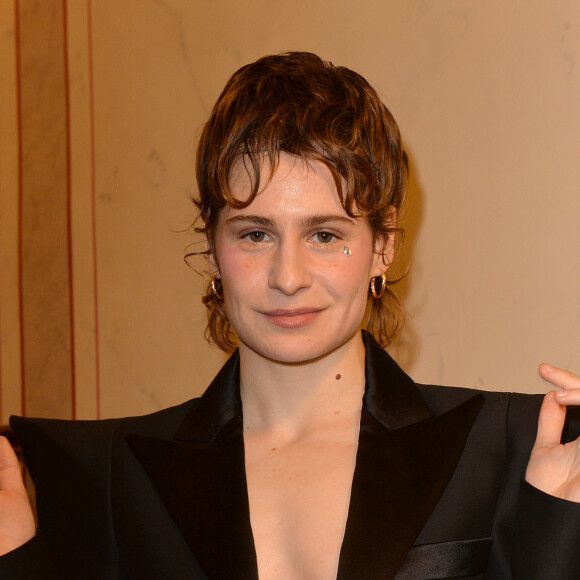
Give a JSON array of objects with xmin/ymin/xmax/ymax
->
[{"xmin": 2, "ymin": 334, "xmax": 580, "ymax": 579}]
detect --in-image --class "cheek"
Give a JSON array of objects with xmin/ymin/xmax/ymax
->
[
  {"xmin": 336, "ymin": 252, "xmax": 374, "ymax": 281},
  {"xmin": 214, "ymin": 236, "xmax": 245, "ymax": 277},
  {"xmin": 218, "ymin": 251, "xmax": 263, "ymax": 302},
  {"xmin": 320, "ymin": 260, "xmax": 372, "ymax": 302}
]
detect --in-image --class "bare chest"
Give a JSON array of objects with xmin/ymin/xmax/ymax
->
[{"xmin": 244, "ymin": 433, "xmax": 359, "ymax": 580}]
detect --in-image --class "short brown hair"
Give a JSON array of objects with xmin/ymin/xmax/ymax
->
[{"xmin": 194, "ymin": 51, "xmax": 407, "ymax": 353}]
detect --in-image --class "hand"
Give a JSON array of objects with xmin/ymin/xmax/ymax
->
[
  {"xmin": 0, "ymin": 436, "xmax": 35, "ymax": 555},
  {"xmin": 525, "ymin": 364, "xmax": 580, "ymax": 502}
]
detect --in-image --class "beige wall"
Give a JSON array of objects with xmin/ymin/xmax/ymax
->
[{"xmin": 1, "ymin": 0, "xmax": 578, "ymax": 421}]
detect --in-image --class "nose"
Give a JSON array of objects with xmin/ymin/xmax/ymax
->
[{"xmin": 268, "ymin": 239, "xmax": 312, "ymax": 295}]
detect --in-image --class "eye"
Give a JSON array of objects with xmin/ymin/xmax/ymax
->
[
  {"xmin": 244, "ymin": 230, "xmax": 269, "ymax": 243},
  {"xmin": 313, "ymin": 231, "xmax": 336, "ymax": 244}
]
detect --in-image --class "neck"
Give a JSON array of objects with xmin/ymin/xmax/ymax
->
[{"xmin": 239, "ymin": 331, "xmax": 366, "ymax": 437}]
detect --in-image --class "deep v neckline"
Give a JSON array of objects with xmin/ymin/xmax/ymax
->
[
  {"xmin": 126, "ymin": 333, "xmax": 483, "ymax": 580},
  {"xmin": 242, "ymin": 399, "xmax": 363, "ymax": 580}
]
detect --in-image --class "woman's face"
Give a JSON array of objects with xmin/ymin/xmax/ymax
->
[{"xmin": 209, "ymin": 153, "xmax": 388, "ymax": 364}]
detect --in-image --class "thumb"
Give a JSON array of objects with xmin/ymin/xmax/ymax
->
[{"xmin": 534, "ymin": 391, "xmax": 566, "ymax": 447}]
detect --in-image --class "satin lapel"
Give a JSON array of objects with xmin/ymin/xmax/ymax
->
[
  {"xmin": 337, "ymin": 395, "xmax": 484, "ymax": 579},
  {"xmin": 127, "ymin": 420, "xmax": 257, "ymax": 580},
  {"xmin": 337, "ymin": 336, "xmax": 485, "ymax": 579},
  {"xmin": 126, "ymin": 352, "xmax": 259, "ymax": 580},
  {"xmin": 362, "ymin": 332, "xmax": 432, "ymax": 430}
]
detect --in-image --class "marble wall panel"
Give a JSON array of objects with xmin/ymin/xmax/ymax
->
[
  {"xmin": 84, "ymin": 1, "xmax": 225, "ymax": 418},
  {"xmin": 16, "ymin": 0, "xmax": 74, "ymax": 419}
]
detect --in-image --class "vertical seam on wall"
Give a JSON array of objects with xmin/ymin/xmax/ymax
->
[
  {"xmin": 0, "ymin": 141, "xmax": 3, "ymax": 421},
  {"xmin": 0, "ymin": 180, "xmax": 3, "ymax": 419},
  {"xmin": 88, "ymin": 0, "xmax": 101, "ymax": 419},
  {"xmin": 14, "ymin": 0, "xmax": 25, "ymax": 417},
  {"xmin": 62, "ymin": 0, "xmax": 77, "ymax": 420},
  {"xmin": 0, "ymin": 104, "xmax": 4, "ymax": 418}
]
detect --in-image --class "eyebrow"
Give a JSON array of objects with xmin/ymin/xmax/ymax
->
[
  {"xmin": 224, "ymin": 214, "xmax": 356, "ymax": 227},
  {"xmin": 225, "ymin": 215, "xmax": 275, "ymax": 227}
]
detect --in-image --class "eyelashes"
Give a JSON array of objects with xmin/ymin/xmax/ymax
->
[{"xmin": 241, "ymin": 230, "xmax": 340, "ymax": 245}]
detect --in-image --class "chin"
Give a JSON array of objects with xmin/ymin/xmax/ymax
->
[{"xmin": 239, "ymin": 329, "xmax": 359, "ymax": 365}]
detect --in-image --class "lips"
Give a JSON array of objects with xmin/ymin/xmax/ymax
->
[{"xmin": 263, "ymin": 308, "xmax": 323, "ymax": 328}]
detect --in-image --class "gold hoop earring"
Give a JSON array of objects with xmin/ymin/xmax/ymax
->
[
  {"xmin": 210, "ymin": 272, "xmax": 223, "ymax": 299},
  {"xmin": 370, "ymin": 273, "xmax": 387, "ymax": 299}
]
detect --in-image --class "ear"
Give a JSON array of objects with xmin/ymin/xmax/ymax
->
[
  {"xmin": 371, "ymin": 207, "xmax": 397, "ymax": 277},
  {"xmin": 205, "ymin": 237, "xmax": 220, "ymax": 275}
]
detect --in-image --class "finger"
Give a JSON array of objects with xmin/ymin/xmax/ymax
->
[
  {"xmin": 538, "ymin": 363, "xmax": 580, "ymax": 390},
  {"xmin": 554, "ymin": 388, "xmax": 580, "ymax": 405},
  {"xmin": 534, "ymin": 391, "xmax": 566, "ymax": 447},
  {"xmin": 0, "ymin": 437, "xmax": 26, "ymax": 493}
]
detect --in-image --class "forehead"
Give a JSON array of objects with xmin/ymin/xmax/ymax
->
[{"xmin": 225, "ymin": 153, "xmax": 346, "ymax": 215}]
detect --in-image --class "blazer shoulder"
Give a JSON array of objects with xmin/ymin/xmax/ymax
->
[
  {"xmin": 9, "ymin": 397, "xmax": 202, "ymax": 496},
  {"xmin": 417, "ymin": 382, "xmax": 546, "ymax": 409},
  {"xmin": 416, "ymin": 384, "xmax": 547, "ymax": 453},
  {"xmin": 10, "ymin": 396, "xmax": 201, "ymax": 448},
  {"xmin": 415, "ymin": 382, "xmax": 515, "ymax": 416}
]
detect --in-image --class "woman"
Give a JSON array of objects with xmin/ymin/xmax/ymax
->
[{"xmin": 0, "ymin": 51, "xmax": 579, "ymax": 579}]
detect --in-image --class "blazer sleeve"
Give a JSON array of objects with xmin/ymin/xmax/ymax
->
[
  {"xmin": 510, "ymin": 404, "xmax": 580, "ymax": 579},
  {"xmin": 0, "ymin": 416, "xmax": 128, "ymax": 579},
  {"xmin": 512, "ymin": 480, "xmax": 580, "ymax": 579}
]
